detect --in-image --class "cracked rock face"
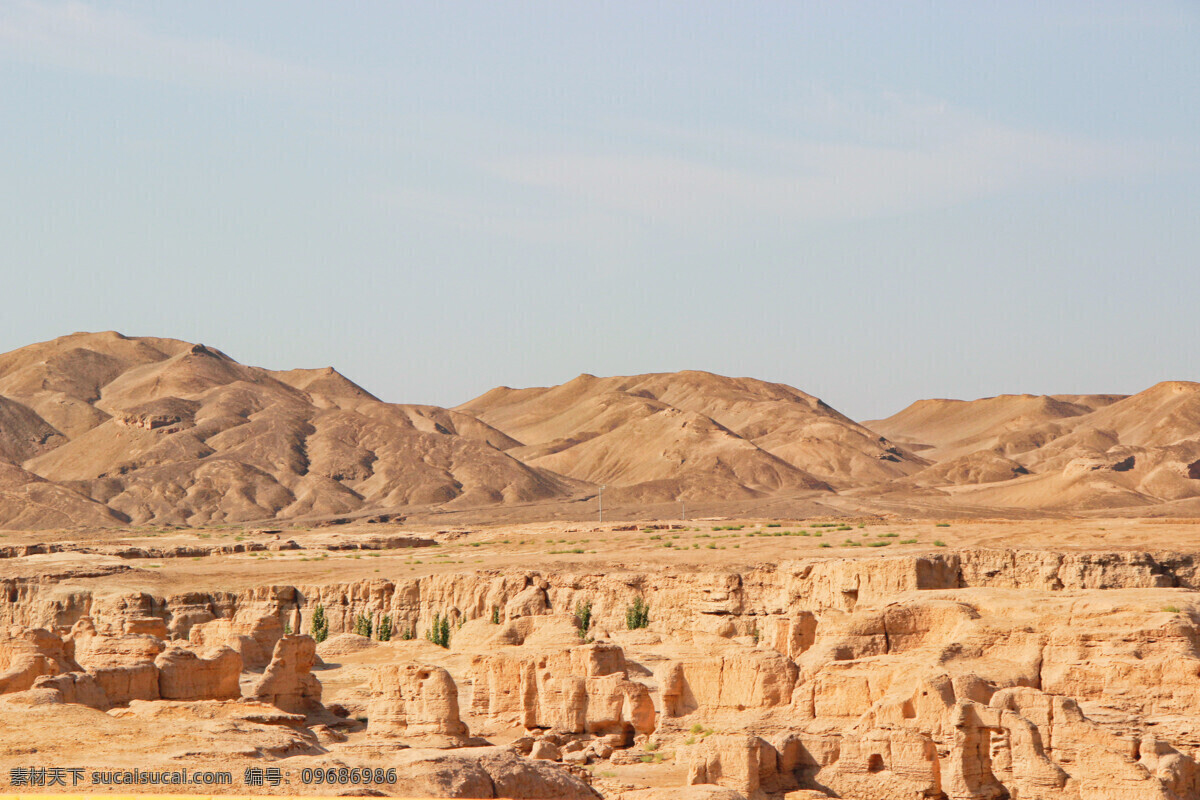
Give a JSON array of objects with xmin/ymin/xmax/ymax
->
[
  {"xmin": 0, "ymin": 547, "xmax": 1198, "ymax": 799},
  {"xmin": 247, "ymin": 634, "xmax": 322, "ymax": 714},
  {"xmin": 367, "ymin": 663, "xmax": 469, "ymax": 747}
]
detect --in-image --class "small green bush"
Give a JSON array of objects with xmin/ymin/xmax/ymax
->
[
  {"xmin": 353, "ymin": 613, "xmax": 373, "ymax": 638},
  {"xmin": 491, "ymin": 605, "xmax": 501, "ymax": 625},
  {"xmin": 626, "ymin": 597, "xmax": 651, "ymax": 629},
  {"xmin": 310, "ymin": 605, "xmax": 329, "ymax": 643},
  {"xmin": 426, "ymin": 612, "xmax": 451, "ymax": 648},
  {"xmin": 934, "ymin": 540, "xmax": 948, "ymax": 547},
  {"xmin": 575, "ymin": 601, "xmax": 593, "ymax": 633},
  {"xmin": 377, "ymin": 614, "xmax": 393, "ymax": 641}
]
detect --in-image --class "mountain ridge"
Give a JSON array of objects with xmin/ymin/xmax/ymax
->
[{"xmin": 1, "ymin": 332, "xmax": 1199, "ymax": 528}]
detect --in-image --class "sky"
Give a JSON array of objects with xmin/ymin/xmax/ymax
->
[{"xmin": 1, "ymin": 1, "xmax": 1198, "ymax": 420}]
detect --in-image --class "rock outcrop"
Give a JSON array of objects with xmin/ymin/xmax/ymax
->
[
  {"xmin": 69, "ymin": 626, "xmax": 164, "ymax": 705},
  {"xmin": 366, "ymin": 663, "xmax": 469, "ymax": 747},
  {"xmin": 0, "ymin": 626, "xmax": 77, "ymax": 694},
  {"xmin": 188, "ymin": 612, "xmax": 283, "ymax": 670},
  {"xmin": 2, "ymin": 549, "xmax": 1199, "ymax": 799},
  {"xmin": 155, "ymin": 645, "xmax": 242, "ymax": 701},
  {"xmin": 248, "ymin": 635, "xmax": 322, "ymax": 714},
  {"xmin": 468, "ymin": 641, "xmax": 655, "ymax": 737}
]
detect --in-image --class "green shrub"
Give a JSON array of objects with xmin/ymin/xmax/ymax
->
[
  {"xmin": 1163, "ymin": 605, "xmax": 1182, "ymax": 613},
  {"xmin": 934, "ymin": 540, "xmax": 948, "ymax": 547},
  {"xmin": 353, "ymin": 613, "xmax": 373, "ymax": 638},
  {"xmin": 426, "ymin": 612, "xmax": 451, "ymax": 648},
  {"xmin": 626, "ymin": 597, "xmax": 650, "ymax": 629},
  {"xmin": 377, "ymin": 614, "xmax": 393, "ymax": 642},
  {"xmin": 282, "ymin": 620, "xmax": 292, "ymax": 635},
  {"xmin": 491, "ymin": 605, "xmax": 501, "ymax": 625},
  {"xmin": 310, "ymin": 605, "xmax": 329, "ymax": 643},
  {"xmin": 936, "ymin": 522, "xmax": 951, "ymax": 527},
  {"xmin": 400, "ymin": 625, "xmax": 415, "ymax": 641},
  {"xmin": 575, "ymin": 601, "xmax": 593, "ymax": 633}
]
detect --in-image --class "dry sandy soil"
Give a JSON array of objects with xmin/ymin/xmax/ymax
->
[{"xmin": 2, "ymin": 516, "xmax": 1199, "ymax": 799}]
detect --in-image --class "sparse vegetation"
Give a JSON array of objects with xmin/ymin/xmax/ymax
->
[
  {"xmin": 310, "ymin": 605, "xmax": 329, "ymax": 643},
  {"xmin": 377, "ymin": 614, "xmax": 393, "ymax": 641},
  {"xmin": 426, "ymin": 612, "xmax": 451, "ymax": 648},
  {"xmin": 1163, "ymin": 605, "xmax": 1182, "ymax": 613},
  {"xmin": 575, "ymin": 600, "xmax": 593, "ymax": 633},
  {"xmin": 626, "ymin": 596, "xmax": 651, "ymax": 629},
  {"xmin": 491, "ymin": 605, "xmax": 501, "ymax": 625},
  {"xmin": 353, "ymin": 612, "xmax": 373, "ymax": 638},
  {"xmin": 934, "ymin": 540, "xmax": 948, "ymax": 547}
]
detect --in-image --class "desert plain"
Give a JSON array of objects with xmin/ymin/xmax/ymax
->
[{"xmin": 1, "ymin": 332, "xmax": 1199, "ymax": 799}]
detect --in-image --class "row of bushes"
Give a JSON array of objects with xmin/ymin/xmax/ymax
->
[{"xmin": 306, "ymin": 595, "xmax": 654, "ymax": 647}]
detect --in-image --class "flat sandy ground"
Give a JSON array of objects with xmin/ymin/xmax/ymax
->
[{"xmin": 3, "ymin": 516, "xmax": 1198, "ymax": 594}]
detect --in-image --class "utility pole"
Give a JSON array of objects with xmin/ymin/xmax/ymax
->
[{"xmin": 598, "ymin": 485, "xmax": 605, "ymax": 523}]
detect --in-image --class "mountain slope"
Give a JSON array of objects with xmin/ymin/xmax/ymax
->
[
  {"xmin": 0, "ymin": 332, "xmax": 580, "ymax": 528},
  {"xmin": 456, "ymin": 371, "xmax": 925, "ymax": 494},
  {"xmin": 869, "ymin": 383, "xmax": 1200, "ymax": 511}
]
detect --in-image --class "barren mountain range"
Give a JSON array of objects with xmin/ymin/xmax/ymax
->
[{"xmin": 2, "ymin": 331, "xmax": 1200, "ymax": 529}]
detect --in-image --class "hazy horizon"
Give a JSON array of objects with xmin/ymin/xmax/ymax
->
[{"xmin": 3, "ymin": 2, "xmax": 1197, "ymax": 420}]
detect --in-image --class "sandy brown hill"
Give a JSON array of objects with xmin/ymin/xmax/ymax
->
[
  {"xmin": 457, "ymin": 371, "xmax": 925, "ymax": 493},
  {"xmin": 0, "ymin": 332, "xmax": 579, "ymax": 528},
  {"xmin": 868, "ymin": 383, "xmax": 1200, "ymax": 512},
  {"xmin": 867, "ymin": 393, "xmax": 1125, "ymax": 460},
  {"xmin": 0, "ymin": 462, "xmax": 126, "ymax": 528},
  {"xmin": 529, "ymin": 407, "xmax": 830, "ymax": 503}
]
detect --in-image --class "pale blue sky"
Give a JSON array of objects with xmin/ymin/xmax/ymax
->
[{"xmin": 2, "ymin": 1, "xmax": 1197, "ymax": 419}]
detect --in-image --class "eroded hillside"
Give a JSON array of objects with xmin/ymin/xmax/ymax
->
[{"xmin": 1, "ymin": 518, "xmax": 1198, "ymax": 798}]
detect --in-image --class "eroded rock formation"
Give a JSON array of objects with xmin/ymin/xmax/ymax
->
[{"xmin": 1, "ymin": 549, "xmax": 1198, "ymax": 798}]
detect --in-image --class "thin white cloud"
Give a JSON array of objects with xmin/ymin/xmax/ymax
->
[
  {"xmin": 483, "ymin": 95, "xmax": 1175, "ymax": 225},
  {"xmin": 0, "ymin": 1, "xmax": 325, "ymax": 89}
]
